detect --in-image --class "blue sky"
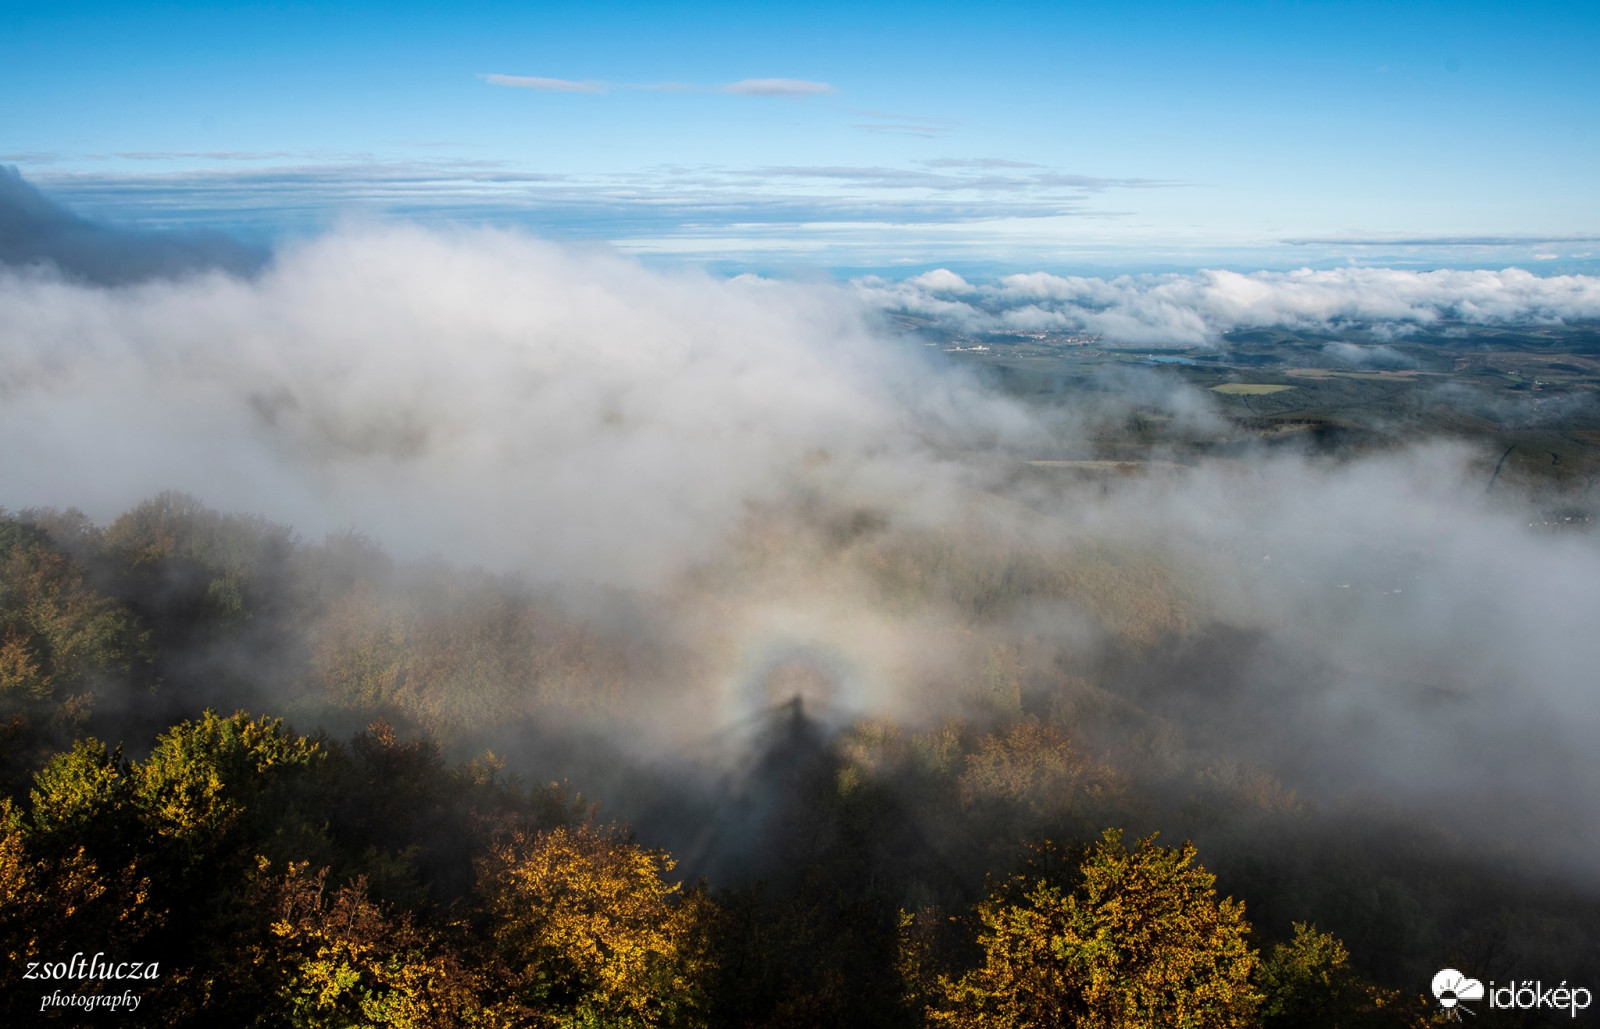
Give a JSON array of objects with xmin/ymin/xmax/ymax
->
[{"xmin": 3, "ymin": 0, "xmax": 1598, "ymax": 271}]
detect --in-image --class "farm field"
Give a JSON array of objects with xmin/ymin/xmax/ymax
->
[{"xmin": 1211, "ymin": 383, "xmax": 1297, "ymax": 394}]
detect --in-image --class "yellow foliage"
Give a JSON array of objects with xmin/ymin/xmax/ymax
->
[
  {"xmin": 133, "ymin": 711, "xmax": 323, "ymax": 852},
  {"xmin": 0, "ymin": 797, "xmax": 156, "ymax": 970},
  {"xmin": 264, "ymin": 862, "xmax": 485, "ymax": 1029},
  {"xmin": 1259, "ymin": 922, "xmax": 1436, "ymax": 1028},
  {"xmin": 958, "ymin": 717, "xmax": 1127, "ymax": 820},
  {"xmin": 0, "ymin": 630, "xmax": 49, "ymax": 699},
  {"xmin": 931, "ymin": 830, "xmax": 1260, "ymax": 1029},
  {"xmin": 478, "ymin": 823, "xmax": 708, "ymax": 1028}
]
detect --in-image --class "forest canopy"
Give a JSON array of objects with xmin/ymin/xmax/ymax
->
[{"xmin": 2, "ymin": 496, "xmax": 1592, "ymax": 1026}]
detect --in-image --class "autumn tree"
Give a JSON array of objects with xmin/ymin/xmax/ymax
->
[
  {"xmin": 477, "ymin": 823, "xmax": 710, "ymax": 1028},
  {"xmin": 930, "ymin": 829, "xmax": 1260, "ymax": 1029},
  {"xmin": 103, "ymin": 492, "xmax": 296, "ymax": 623},
  {"xmin": 958, "ymin": 717, "xmax": 1129, "ymax": 843},
  {"xmin": 1, "ymin": 765, "xmax": 160, "ymax": 1024},
  {"xmin": 131, "ymin": 711, "xmax": 327, "ymax": 875},
  {"xmin": 37, "ymin": 713, "xmax": 333, "ymax": 1023},
  {"xmin": 0, "ymin": 520, "xmax": 150, "ymax": 785},
  {"xmin": 1258, "ymin": 922, "xmax": 1433, "ymax": 1029},
  {"xmin": 258, "ymin": 861, "xmax": 485, "ymax": 1029}
]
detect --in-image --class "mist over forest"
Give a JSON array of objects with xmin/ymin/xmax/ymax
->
[{"xmin": 3, "ymin": 174, "xmax": 1599, "ymax": 1026}]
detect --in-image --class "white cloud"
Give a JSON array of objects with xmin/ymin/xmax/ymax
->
[
  {"xmin": 0, "ymin": 225, "xmax": 1008, "ymax": 584},
  {"xmin": 906, "ymin": 268, "xmax": 974, "ymax": 294},
  {"xmin": 721, "ymin": 78, "xmax": 836, "ymax": 97},
  {"xmin": 859, "ymin": 266, "xmax": 1600, "ymax": 344},
  {"xmin": 482, "ymin": 73, "xmax": 607, "ymax": 94}
]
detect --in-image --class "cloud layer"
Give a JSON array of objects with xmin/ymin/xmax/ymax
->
[
  {"xmin": 1, "ymin": 220, "xmax": 1597, "ymax": 881},
  {"xmin": 857, "ymin": 266, "xmax": 1600, "ymax": 344},
  {"xmin": 0, "ymin": 224, "xmax": 1013, "ymax": 582},
  {"xmin": 11, "ymin": 161, "xmax": 1154, "ymax": 252}
]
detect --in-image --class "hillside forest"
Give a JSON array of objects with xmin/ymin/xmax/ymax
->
[{"xmin": 4, "ymin": 491, "xmax": 1597, "ymax": 1027}]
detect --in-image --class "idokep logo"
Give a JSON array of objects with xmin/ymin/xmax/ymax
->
[
  {"xmin": 1432, "ymin": 969, "xmax": 1485, "ymax": 1019},
  {"xmin": 1433, "ymin": 967, "xmax": 1594, "ymax": 1020}
]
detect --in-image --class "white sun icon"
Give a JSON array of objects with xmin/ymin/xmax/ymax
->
[{"xmin": 1432, "ymin": 968, "xmax": 1485, "ymax": 1019}]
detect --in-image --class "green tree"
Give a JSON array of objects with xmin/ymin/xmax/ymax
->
[
  {"xmin": 931, "ymin": 829, "xmax": 1260, "ymax": 1029},
  {"xmin": 132, "ymin": 711, "xmax": 324, "ymax": 865},
  {"xmin": 1259, "ymin": 923, "xmax": 1433, "ymax": 1029},
  {"xmin": 122, "ymin": 713, "xmax": 330, "ymax": 1024},
  {"xmin": 0, "ymin": 529, "xmax": 148, "ymax": 772}
]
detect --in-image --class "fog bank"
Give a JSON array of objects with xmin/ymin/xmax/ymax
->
[
  {"xmin": 856, "ymin": 265, "xmax": 1600, "ymax": 344},
  {"xmin": 2, "ymin": 222, "xmax": 1598, "ymax": 882}
]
